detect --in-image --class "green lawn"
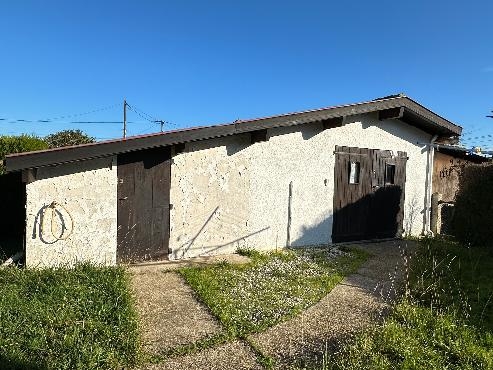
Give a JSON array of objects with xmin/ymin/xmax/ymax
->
[
  {"xmin": 327, "ymin": 237, "xmax": 493, "ymax": 370},
  {"xmin": 179, "ymin": 247, "xmax": 368, "ymax": 338},
  {"xmin": 0, "ymin": 264, "xmax": 140, "ymax": 370}
]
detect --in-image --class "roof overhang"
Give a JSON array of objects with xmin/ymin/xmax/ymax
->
[
  {"xmin": 4, "ymin": 95, "xmax": 462, "ymax": 173},
  {"xmin": 433, "ymin": 144, "xmax": 492, "ymax": 162}
]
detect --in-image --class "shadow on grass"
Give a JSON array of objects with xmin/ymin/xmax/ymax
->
[{"xmin": 0, "ymin": 356, "xmax": 48, "ymax": 370}]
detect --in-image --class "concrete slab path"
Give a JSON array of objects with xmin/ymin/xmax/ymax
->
[
  {"xmin": 141, "ymin": 340, "xmax": 262, "ymax": 370},
  {"xmin": 130, "ymin": 270, "xmax": 223, "ymax": 355},
  {"xmin": 131, "ymin": 241, "xmax": 415, "ymax": 369},
  {"xmin": 248, "ymin": 239, "xmax": 416, "ymax": 369}
]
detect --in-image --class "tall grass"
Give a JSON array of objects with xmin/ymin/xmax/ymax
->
[
  {"xmin": 325, "ymin": 237, "xmax": 493, "ymax": 370},
  {"xmin": 0, "ymin": 264, "xmax": 140, "ymax": 370}
]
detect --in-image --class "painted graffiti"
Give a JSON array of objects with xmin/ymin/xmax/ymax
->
[{"xmin": 439, "ymin": 158, "xmax": 463, "ymax": 179}]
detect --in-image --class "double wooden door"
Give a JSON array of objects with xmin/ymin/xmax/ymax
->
[
  {"xmin": 332, "ymin": 145, "xmax": 407, "ymax": 243},
  {"xmin": 117, "ymin": 147, "xmax": 171, "ymax": 263}
]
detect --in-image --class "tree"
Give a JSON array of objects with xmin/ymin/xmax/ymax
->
[
  {"xmin": 45, "ymin": 129, "xmax": 95, "ymax": 149},
  {"xmin": 0, "ymin": 134, "xmax": 48, "ymax": 174}
]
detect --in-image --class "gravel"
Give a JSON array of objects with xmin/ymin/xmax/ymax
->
[{"xmin": 140, "ymin": 340, "xmax": 262, "ymax": 370}]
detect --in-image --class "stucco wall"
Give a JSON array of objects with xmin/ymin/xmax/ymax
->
[
  {"xmin": 170, "ymin": 113, "xmax": 432, "ymax": 259},
  {"xmin": 23, "ymin": 113, "xmax": 433, "ymax": 266},
  {"xmin": 25, "ymin": 156, "xmax": 118, "ymax": 268},
  {"xmin": 432, "ymin": 151, "xmax": 469, "ymax": 203}
]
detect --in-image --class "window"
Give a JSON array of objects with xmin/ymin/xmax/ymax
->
[
  {"xmin": 385, "ymin": 164, "xmax": 396, "ymax": 185},
  {"xmin": 348, "ymin": 161, "xmax": 360, "ymax": 184}
]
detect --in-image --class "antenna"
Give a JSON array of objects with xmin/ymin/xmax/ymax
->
[
  {"xmin": 123, "ymin": 99, "xmax": 127, "ymax": 138},
  {"xmin": 154, "ymin": 120, "xmax": 165, "ymax": 132}
]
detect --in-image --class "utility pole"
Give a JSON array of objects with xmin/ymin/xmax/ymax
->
[{"xmin": 123, "ymin": 99, "xmax": 127, "ymax": 138}]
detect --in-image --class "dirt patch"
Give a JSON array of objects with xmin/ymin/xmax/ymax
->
[
  {"xmin": 130, "ymin": 271, "xmax": 223, "ymax": 354},
  {"xmin": 141, "ymin": 340, "xmax": 262, "ymax": 370}
]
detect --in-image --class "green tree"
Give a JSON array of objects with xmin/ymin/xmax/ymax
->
[
  {"xmin": 44, "ymin": 129, "xmax": 95, "ymax": 148},
  {"xmin": 0, "ymin": 134, "xmax": 48, "ymax": 174}
]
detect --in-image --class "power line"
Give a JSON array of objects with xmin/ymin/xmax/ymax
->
[
  {"xmin": 126, "ymin": 103, "xmax": 156, "ymax": 123},
  {"xmin": 0, "ymin": 118, "xmax": 150, "ymax": 125},
  {"xmin": 1, "ymin": 101, "xmax": 180, "ymax": 140},
  {"xmin": 0, "ymin": 102, "xmax": 122, "ymax": 125},
  {"xmin": 42, "ymin": 103, "xmax": 120, "ymax": 121},
  {"xmin": 126, "ymin": 102, "xmax": 177, "ymax": 129}
]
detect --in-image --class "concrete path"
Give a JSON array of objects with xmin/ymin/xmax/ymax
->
[
  {"xmin": 141, "ymin": 340, "xmax": 262, "ymax": 370},
  {"xmin": 130, "ymin": 254, "xmax": 261, "ymax": 369},
  {"xmin": 130, "ymin": 270, "xmax": 223, "ymax": 355},
  {"xmin": 131, "ymin": 240, "xmax": 415, "ymax": 369},
  {"xmin": 248, "ymin": 239, "xmax": 415, "ymax": 369}
]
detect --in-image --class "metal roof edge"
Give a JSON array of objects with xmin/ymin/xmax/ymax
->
[{"xmin": 4, "ymin": 95, "xmax": 463, "ymax": 173}]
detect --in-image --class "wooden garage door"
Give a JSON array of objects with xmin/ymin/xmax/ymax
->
[
  {"xmin": 117, "ymin": 146, "xmax": 171, "ymax": 263},
  {"xmin": 332, "ymin": 145, "xmax": 407, "ymax": 243}
]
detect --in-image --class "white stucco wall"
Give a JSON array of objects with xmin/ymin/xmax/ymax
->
[
  {"xmin": 25, "ymin": 156, "xmax": 118, "ymax": 268},
  {"xmin": 23, "ymin": 112, "xmax": 433, "ymax": 266},
  {"xmin": 170, "ymin": 113, "xmax": 431, "ymax": 259}
]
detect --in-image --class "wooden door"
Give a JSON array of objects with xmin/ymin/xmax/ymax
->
[
  {"xmin": 332, "ymin": 146, "xmax": 374, "ymax": 242},
  {"xmin": 332, "ymin": 145, "xmax": 407, "ymax": 243},
  {"xmin": 117, "ymin": 146, "xmax": 171, "ymax": 263}
]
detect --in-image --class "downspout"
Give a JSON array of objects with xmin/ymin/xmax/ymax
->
[{"xmin": 424, "ymin": 135, "xmax": 438, "ymax": 235}]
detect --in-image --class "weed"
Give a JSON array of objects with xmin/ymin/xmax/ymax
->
[
  {"xmin": 324, "ymin": 237, "xmax": 493, "ymax": 370},
  {"xmin": 236, "ymin": 246, "xmax": 262, "ymax": 259},
  {"xmin": 148, "ymin": 331, "xmax": 232, "ymax": 362},
  {"xmin": 245, "ymin": 337, "xmax": 275, "ymax": 369},
  {"xmin": 180, "ymin": 247, "xmax": 367, "ymax": 338}
]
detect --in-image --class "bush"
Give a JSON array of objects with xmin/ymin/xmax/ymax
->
[
  {"xmin": 453, "ymin": 164, "xmax": 493, "ymax": 246},
  {"xmin": 44, "ymin": 129, "xmax": 95, "ymax": 149},
  {"xmin": 0, "ymin": 134, "xmax": 48, "ymax": 174}
]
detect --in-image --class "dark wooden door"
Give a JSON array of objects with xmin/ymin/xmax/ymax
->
[
  {"xmin": 117, "ymin": 146, "xmax": 171, "ymax": 263},
  {"xmin": 332, "ymin": 145, "xmax": 407, "ymax": 243}
]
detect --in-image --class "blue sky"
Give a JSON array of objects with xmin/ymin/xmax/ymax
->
[{"xmin": 1, "ymin": 1, "xmax": 492, "ymax": 149}]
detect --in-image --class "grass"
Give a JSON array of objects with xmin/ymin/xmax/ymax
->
[
  {"xmin": 409, "ymin": 237, "xmax": 493, "ymax": 329},
  {"xmin": 0, "ymin": 264, "xmax": 140, "ymax": 370},
  {"xmin": 179, "ymin": 246, "xmax": 368, "ymax": 338},
  {"xmin": 325, "ymin": 237, "xmax": 493, "ymax": 370}
]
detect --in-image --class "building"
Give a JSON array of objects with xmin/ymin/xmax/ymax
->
[
  {"xmin": 431, "ymin": 144, "xmax": 491, "ymax": 234},
  {"xmin": 4, "ymin": 94, "xmax": 462, "ymax": 267}
]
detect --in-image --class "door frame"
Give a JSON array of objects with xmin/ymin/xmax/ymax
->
[{"xmin": 116, "ymin": 146, "xmax": 171, "ymax": 263}]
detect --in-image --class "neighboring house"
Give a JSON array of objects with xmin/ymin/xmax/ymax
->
[
  {"xmin": 431, "ymin": 144, "xmax": 491, "ymax": 234},
  {"xmin": 4, "ymin": 94, "xmax": 462, "ymax": 268},
  {"xmin": 433, "ymin": 144, "xmax": 491, "ymax": 203}
]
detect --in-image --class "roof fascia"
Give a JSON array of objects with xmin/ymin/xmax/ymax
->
[{"xmin": 4, "ymin": 97, "xmax": 462, "ymax": 173}]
